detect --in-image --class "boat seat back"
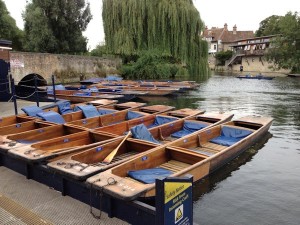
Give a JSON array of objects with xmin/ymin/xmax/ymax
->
[
  {"xmin": 131, "ymin": 124, "xmax": 160, "ymax": 144},
  {"xmin": 171, "ymin": 121, "xmax": 208, "ymax": 138},
  {"xmin": 210, "ymin": 125, "xmax": 253, "ymax": 147},
  {"xmin": 57, "ymin": 101, "xmax": 73, "ymax": 115},
  {"xmin": 36, "ymin": 111, "xmax": 66, "ymax": 124},
  {"xmin": 98, "ymin": 109, "xmax": 118, "ymax": 115},
  {"xmin": 126, "ymin": 111, "xmax": 145, "ymax": 120},
  {"xmin": 74, "ymin": 105, "xmax": 99, "ymax": 118},
  {"xmin": 147, "ymin": 116, "xmax": 178, "ymax": 128},
  {"xmin": 21, "ymin": 105, "xmax": 44, "ymax": 117}
]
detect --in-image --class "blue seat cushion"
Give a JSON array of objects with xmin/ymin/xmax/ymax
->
[
  {"xmin": 128, "ymin": 168, "xmax": 173, "ymax": 184},
  {"xmin": 98, "ymin": 109, "xmax": 118, "ymax": 115},
  {"xmin": 74, "ymin": 105, "xmax": 99, "ymax": 118},
  {"xmin": 210, "ymin": 126, "xmax": 253, "ymax": 147},
  {"xmin": 21, "ymin": 106, "xmax": 44, "ymax": 117},
  {"xmin": 57, "ymin": 101, "xmax": 73, "ymax": 115},
  {"xmin": 131, "ymin": 124, "xmax": 160, "ymax": 144},
  {"xmin": 147, "ymin": 116, "xmax": 178, "ymax": 128},
  {"xmin": 126, "ymin": 111, "xmax": 144, "ymax": 120},
  {"xmin": 16, "ymin": 139, "xmax": 39, "ymax": 144},
  {"xmin": 73, "ymin": 92, "xmax": 91, "ymax": 96},
  {"xmin": 171, "ymin": 121, "xmax": 208, "ymax": 138},
  {"xmin": 36, "ymin": 111, "xmax": 66, "ymax": 124}
]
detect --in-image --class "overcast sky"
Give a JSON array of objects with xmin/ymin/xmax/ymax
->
[{"xmin": 3, "ymin": 0, "xmax": 299, "ymax": 50}]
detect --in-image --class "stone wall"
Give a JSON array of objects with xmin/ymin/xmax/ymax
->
[{"xmin": 10, "ymin": 52, "xmax": 122, "ymax": 84}]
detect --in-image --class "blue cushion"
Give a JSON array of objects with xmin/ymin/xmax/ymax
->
[
  {"xmin": 131, "ymin": 124, "xmax": 160, "ymax": 144},
  {"xmin": 73, "ymin": 92, "xmax": 91, "ymax": 96},
  {"xmin": 171, "ymin": 121, "xmax": 208, "ymax": 138},
  {"xmin": 21, "ymin": 106, "xmax": 44, "ymax": 117},
  {"xmin": 210, "ymin": 126, "xmax": 253, "ymax": 146},
  {"xmin": 16, "ymin": 139, "xmax": 39, "ymax": 144},
  {"xmin": 74, "ymin": 105, "xmax": 99, "ymax": 118},
  {"xmin": 57, "ymin": 101, "xmax": 73, "ymax": 115},
  {"xmin": 36, "ymin": 111, "xmax": 66, "ymax": 124},
  {"xmin": 98, "ymin": 109, "xmax": 118, "ymax": 115},
  {"xmin": 126, "ymin": 111, "xmax": 144, "ymax": 120},
  {"xmin": 147, "ymin": 116, "xmax": 178, "ymax": 128},
  {"xmin": 128, "ymin": 168, "xmax": 173, "ymax": 184}
]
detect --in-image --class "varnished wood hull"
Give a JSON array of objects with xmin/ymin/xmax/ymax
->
[{"xmin": 87, "ymin": 116, "xmax": 273, "ymax": 201}]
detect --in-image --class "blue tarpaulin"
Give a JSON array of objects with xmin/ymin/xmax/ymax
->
[
  {"xmin": 21, "ymin": 106, "xmax": 44, "ymax": 117},
  {"xmin": 210, "ymin": 126, "xmax": 253, "ymax": 146},
  {"xmin": 98, "ymin": 109, "xmax": 118, "ymax": 115},
  {"xmin": 126, "ymin": 111, "xmax": 144, "ymax": 120},
  {"xmin": 147, "ymin": 116, "xmax": 178, "ymax": 128},
  {"xmin": 171, "ymin": 121, "xmax": 208, "ymax": 138},
  {"xmin": 131, "ymin": 124, "xmax": 160, "ymax": 144},
  {"xmin": 36, "ymin": 111, "xmax": 66, "ymax": 124},
  {"xmin": 57, "ymin": 101, "xmax": 73, "ymax": 115},
  {"xmin": 74, "ymin": 105, "xmax": 99, "ymax": 118},
  {"xmin": 73, "ymin": 92, "xmax": 91, "ymax": 96},
  {"xmin": 128, "ymin": 168, "xmax": 173, "ymax": 184}
]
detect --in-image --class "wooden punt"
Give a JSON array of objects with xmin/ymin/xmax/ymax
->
[
  {"xmin": 7, "ymin": 128, "xmax": 121, "ymax": 163},
  {"xmin": 86, "ymin": 116, "xmax": 273, "ymax": 201},
  {"xmin": 66, "ymin": 110, "xmax": 150, "ymax": 129},
  {"xmin": 1, "ymin": 124, "xmax": 87, "ymax": 153},
  {"xmin": 47, "ymin": 138, "xmax": 159, "ymax": 180},
  {"xmin": 48, "ymin": 90, "xmax": 124, "ymax": 103},
  {"xmin": 147, "ymin": 112, "xmax": 234, "ymax": 144}
]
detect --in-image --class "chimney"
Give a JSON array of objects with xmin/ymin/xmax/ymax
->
[
  {"xmin": 233, "ymin": 24, "xmax": 237, "ymax": 34},
  {"xmin": 224, "ymin": 23, "xmax": 228, "ymax": 31}
]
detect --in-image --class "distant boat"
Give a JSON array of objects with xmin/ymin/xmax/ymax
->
[
  {"xmin": 236, "ymin": 74, "xmax": 275, "ymax": 80},
  {"xmin": 287, "ymin": 74, "xmax": 300, "ymax": 78}
]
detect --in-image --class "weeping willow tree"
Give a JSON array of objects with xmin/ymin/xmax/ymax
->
[{"xmin": 102, "ymin": 0, "xmax": 209, "ymax": 77}]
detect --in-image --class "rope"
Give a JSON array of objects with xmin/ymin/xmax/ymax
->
[
  {"xmin": 15, "ymin": 91, "xmax": 37, "ymax": 99},
  {"xmin": 0, "ymin": 81, "xmax": 10, "ymax": 85},
  {"xmin": 7, "ymin": 95, "xmax": 14, "ymax": 102},
  {"xmin": 0, "ymin": 88, "xmax": 9, "ymax": 93}
]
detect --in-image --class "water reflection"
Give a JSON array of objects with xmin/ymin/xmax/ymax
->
[{"xmin": 192, "ymin": 132, "xmax": 273, "ymax": 202}]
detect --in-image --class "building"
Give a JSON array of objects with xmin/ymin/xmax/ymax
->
[
  {"xmin": 226, "ymin": 35, "xmax": 290, "ymax": 74},
  {"xmin": 203, "ymin": 23, "xmax": 254, "ymax": 55},
  {"xmin": 0, "ymin": 39, "xmax": 12, "ymax": 62}
]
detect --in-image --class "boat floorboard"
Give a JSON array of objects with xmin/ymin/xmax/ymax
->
[{"xmin": 201, "ymin": 142, "xmax": 227, "ymax": 151}]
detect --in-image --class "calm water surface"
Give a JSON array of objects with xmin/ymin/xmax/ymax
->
[{"xmin": 144, "ymin": 74, "xmax": 300, "ymax": 225}]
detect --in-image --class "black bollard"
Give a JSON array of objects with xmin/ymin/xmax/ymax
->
[
  {"xmin": 34, "ymin": 74, "xmax": 39, "ymax": 107},
  {"xmin": 52, "ymin": 75, "xmax": 56, "ymax": 102},
  {"xmin": 11, "ymin": 78, "xmax": 18, "ymax": 115}
]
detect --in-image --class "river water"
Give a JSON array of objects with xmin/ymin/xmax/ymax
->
[{"xmin": 144, "ymin": 74, "xmax": 300, "ymax": 225}]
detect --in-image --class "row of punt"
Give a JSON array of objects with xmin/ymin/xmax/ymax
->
[{"xmin": 0, "ymin": 99, "xmax": 273, "ymax": 201}]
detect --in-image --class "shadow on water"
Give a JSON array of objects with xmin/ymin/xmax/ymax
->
[{"xmin": 192, "ymin": 132, "xmax": 273, "ymax": 202}]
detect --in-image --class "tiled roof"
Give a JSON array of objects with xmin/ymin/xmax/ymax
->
[{"xmin": 203, "ymin": 27, "xmax": 254, "ymax": 43}]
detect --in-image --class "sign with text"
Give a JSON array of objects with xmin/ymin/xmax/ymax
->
[{"xmin": 156, "ymin": 175, "xmax": 193, "ymax": 225}]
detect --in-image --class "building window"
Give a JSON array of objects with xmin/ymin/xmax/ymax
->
[{"xmin": 213, "ymin": 45, "xmax": 217, "ymax": 50}]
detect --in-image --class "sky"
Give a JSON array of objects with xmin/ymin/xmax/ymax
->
[{"xmin": 3, "ymin": 0, "xmax": 300, "ymax": 50}]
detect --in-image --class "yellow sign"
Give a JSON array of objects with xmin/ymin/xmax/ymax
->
[{"xmin": 164, "ymin": 182, "xmax": 192, "ymax": 204}]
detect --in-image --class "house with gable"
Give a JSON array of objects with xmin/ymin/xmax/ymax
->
[{"xmin": 202, "ymin": 23, "xmax": 254, "ymax": 68}]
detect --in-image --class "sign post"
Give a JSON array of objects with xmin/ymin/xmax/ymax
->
[{"xmin": 156, "ymin": 175, "xmax": 193, "ymax": 225}]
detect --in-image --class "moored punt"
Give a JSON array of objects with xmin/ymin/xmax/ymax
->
[
  {"xmin": 47, "ymin": 138, "xmax": 159, "ymax": 180},
  {"xmin": 0, "ymin": 124, "xmax": 87, "ymax": 153},
  {"xmin": 146, "ymin": 112, "xmax": 234, "ymax": 144},
  {"xmin": 7, "ymin": 128, "xmax": 121, "ymax": 162},
  {"xmin": 86, "ymin": 116, "xmax": 273, "ymax": 201},
  {"xmin": 0, "ymin": 114, "xmax": 36, "ymax": 128},
  {"xmin": 66, "ymin": 110, "xmax": 150, "ymax": 129},
  {"xmin": 236, "ymin": 74, "xmax": 275, "ymax": 80},
  {"xmin": 48, "ymin": 89, "xmax": 124, "ymax": 103}
]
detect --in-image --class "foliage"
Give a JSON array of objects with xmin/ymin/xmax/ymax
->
[
  {"xmin": 262, "ymin": 12, "xmax": 300, "ymax": 73},
  {"xmin": 255, "ymin": 15, "xmax": 282, "ymax": 37},
  {"xmin": 102, "ymin": 0, "xmax": 209, "ymax": 77},
  {"xmin": 215, "ymin": 50, "xmax": 233, "ymax": 66},
  {"xmin": 23, "ymin": 0, "xmax": 92, "ymax": 54},
  {"xmin": 90, "ymin": 44, "xmax": 107, "ymax": 57},
  {"xmin": 0, "ymin": 0, "xmax": 23, "ymax": 50},
  {"xmin": 121, "ymin": 50, "xmax": 179, "ymax": 79}
]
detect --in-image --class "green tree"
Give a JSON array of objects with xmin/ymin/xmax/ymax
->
[
  {"xmin": 90, "ymin": 44, "xmax": 107, "ymax": 57},
  {"xmin": 0, "ymin": 0, "xmax": 23, "ymax": 50},
  {"xmin": 23, "ymin": 0, "xmax": 92, "ymax": 54},
  {"xmin": 215, "ymin": 50, "xmax": 233, "ymax": 66},
  {"xmin": 264, "ymin": 12, "xmax": 300, "ymax": 73},
  {"xmin": 255, "ymin": 15, "xmax": 282, "ymax": 37},
  {"xmin": 102, "ymin": 0, "xmax": 209, "ymax": 78}
]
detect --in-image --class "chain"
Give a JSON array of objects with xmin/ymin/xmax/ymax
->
[
  {"xmin": 15, "ymin": 91, "xmax": 37, "ymax": 99},
  {"xmin": 89, "ymin": 177, "xmax": 117, "ymax": 219}
]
